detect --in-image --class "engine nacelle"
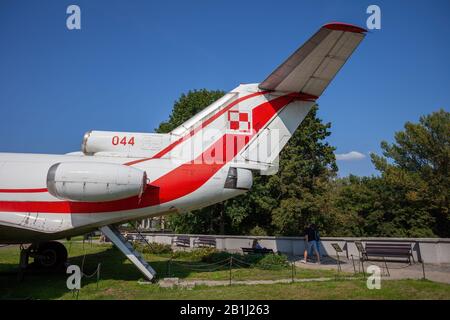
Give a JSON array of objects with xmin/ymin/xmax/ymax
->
[
  {"xmin": 82, "ymin": 130, "xmax": 171, "ymax": 158},
  {"xmin": 47, "ymin": 162, "xmax": 147, "ymax": 202},
  {"xmin": 224, "ymin": 167, "xmax": 253, "ymax": 190}
]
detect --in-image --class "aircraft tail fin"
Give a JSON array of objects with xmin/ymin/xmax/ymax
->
[
  {"xmin": 152, "ymin": 23, "xmax": 366, "ymax": 175},
  {"xmin": 234, "ymin": 22, "xmax": 367, "ymax": 173}
]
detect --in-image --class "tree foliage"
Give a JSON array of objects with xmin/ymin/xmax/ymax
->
[
  {"xmin": 156, "ymin": 89, "xmax": 225, "ymax": 133},
  {"xmin": 370, "ymin": 109, "xmax": 449, "ymax": 236},
  {"xmin": 332, "ymin": 109, "xmax": 449, "ymax": 237}
]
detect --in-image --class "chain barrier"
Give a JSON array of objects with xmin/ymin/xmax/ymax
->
[{"xmin": 165, "ymin": 254, "xmax": 298, "ymax": 284}]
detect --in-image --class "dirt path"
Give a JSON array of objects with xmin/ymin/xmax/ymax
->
[{"xmin": 156, "ymin": 276, "xmax": 344, "ymax": 288}]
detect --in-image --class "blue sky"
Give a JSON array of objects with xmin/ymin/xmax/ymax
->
[{"xmin": 0, "ymin": 0, "xmax": 449, "ymax": 176}]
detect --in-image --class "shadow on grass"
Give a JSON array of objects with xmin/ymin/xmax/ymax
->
[
  {"xmin": 0, "ymin": 245, "xmax": 159, "ymax": 300},
  {"xmin": 0, "ymin": 244, "xmax": 239, "ymax": 299},
  {"xmin": 0, "ymin": 244, "xmax": 343, "ymax": 299}
]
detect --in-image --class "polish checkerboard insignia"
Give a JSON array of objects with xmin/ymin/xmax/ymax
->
[{"xmin": 227, "ymin": 110, "xmax": 251, "ymax": 133}]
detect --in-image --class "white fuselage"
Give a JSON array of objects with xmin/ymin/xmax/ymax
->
[
  {"xmin": 1, "ymin": 84, "xmax": 297, "ymax": 243},
  {"xmin": 0, "ymin": 152, "xmax": 244, "ymax": 242}
]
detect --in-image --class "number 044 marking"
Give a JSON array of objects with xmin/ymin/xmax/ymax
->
[{"xmin": 112, "ymin": 136, "xmax": 135, "ymax": 146}]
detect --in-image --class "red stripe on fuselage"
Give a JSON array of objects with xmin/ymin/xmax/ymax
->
[
  {"xmin": 0, "ymin": 94, "xmax": 305, "ymax": 214},
  {"xmin": 0, "ymin": 92, "xmax": 272, "ymax": 194},
  {"xmin": 124, "ymin": 90, "xmax": 270, "ymax": 166},
  {"xmin": 0, "ymin": 188, "xmax": 48, "ymax": 193}
]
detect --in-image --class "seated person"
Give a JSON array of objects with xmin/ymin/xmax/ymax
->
[{"xmin": 252, "ymin": 239, "xmax": 265, "ymax": 250}]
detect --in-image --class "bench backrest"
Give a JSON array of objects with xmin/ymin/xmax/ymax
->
[
  {"xmin": 365, "ymin": 242, "xmax": 412, "ymax": 256},
  {"xmin": 174, "ymin": 236, "xmax": 190, "ymax": 242},
  {"xmin": 197, "ymin": 237, "xmax": 216, "ymax": 243},
  {"xmin": 172, "ymin": 236, "xmax": 190, "ymax": 247}
]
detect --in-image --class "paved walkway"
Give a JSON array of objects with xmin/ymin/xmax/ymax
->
[{"xmin": 293, "ymin": 256, "xmax": 450, "ymax": 284}]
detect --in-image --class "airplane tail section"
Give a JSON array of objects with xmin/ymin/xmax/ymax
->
[
  {"xmin": 129, "ymin": 23, "xmax": 366, "ymax": 174},
  {"xmin": 234, "ymin": 22, "xmax": 367, "ymax": 173}
]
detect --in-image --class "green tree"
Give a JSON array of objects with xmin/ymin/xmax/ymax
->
[
  {"xmin": 267, "ymin": 105, "xmax": 338, "ymax": 235},
  {"xmin": 156, "ymin": 89, "xmax": 225, "ymax": 133},
  {"xmin": 332, "ymin": 175, "xmax": 435, "ymax": 237},
  {"xmin": 370, "ymin": 109, "xmax": 450, "ymax": 237}
]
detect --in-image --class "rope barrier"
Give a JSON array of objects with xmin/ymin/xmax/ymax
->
[
  {"xmin": 166, "ymin": 254, "xmax": 296, "ymax": 282},
  {"xmin": 230, "ymin": 256, "xmax": 254, "ymax": 266},
  {"xmin": 168, "ymin": 259, "xmax": 230, "ymax": 272},
  {"xmin": 376, "ymin": 262, "xmax": 416, "ymax": 270},
  {"xmin": 170, "ymin": 258, "xmax": 231, "ymax": 267},
  {"xmin": 82, "ymin": 263, "xmax": 101, "ymax": 279},
  {"xmin": 75, "ymin": 240, "xmax": 102, "ymax": 292},
  {"xmin": 232, "ymin": 256, "xmax": 292, "ymax": 270}
]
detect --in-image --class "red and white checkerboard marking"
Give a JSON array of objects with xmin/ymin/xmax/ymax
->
[{"xmin": 228, "ymin": 110, "xmax": 251, "ymax": 133}]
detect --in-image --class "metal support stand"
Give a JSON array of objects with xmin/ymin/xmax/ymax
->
[
  {"xmin": 336, "ymin": 252, "xmax": 342, "ymax": 273},
  {"xmin": 421, "ymin": 261, "xmax": 426, "ymax": 280},
  {"xmin": 383, "ymin": 257, "xmax": 390, "ymax": 277},
  {"xmin": 18, "ymin": 246, "xmax": 29, "ymax": 281},
  {"xmin": 362, "ymin": 260, "xmax": 366, "ymax": 279},
  {"xmin": 350, "ymin": 255, "xmax": 357, "ymax": 274},
  {"xmin": 331, "ymin": 243, "xmax": 343, "ymax": 276}
]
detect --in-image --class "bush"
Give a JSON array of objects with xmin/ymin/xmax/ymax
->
[
  {"xmin": 249, "ymin": 226, "xmax": 268, "ymax": 236},
  {"xmin": 254, "ymin": 254, "xmax": 290, "ymax": 270},
  {"xmin": 171, "ymin": 247, "xmax": 218, "ymax": 261},
  {"xmin": 134, "ymin": 242, "xmax": 173, "ymax": 255},
  {"xmin": 171, "ymin": 248, "xmax": 256, "ymax": 266},
  {"xmin": 167, "ymin": 247, "xmax": 290, "ymax": 270}
]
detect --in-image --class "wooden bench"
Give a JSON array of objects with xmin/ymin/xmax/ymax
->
[
  {"xmin": 173, "ymin": 236, "xmax": 190, "ymax": 248},
  {"xmin": 355, "ymin": 241, "xmax": 414, "ymax": 276},
  {"xmin": 241, "ymin": 247, "xmax": 274, "ymax": 255},
  {"xmin": 193, "ymin": 236, "xmax": 216, "ymax": 248}
]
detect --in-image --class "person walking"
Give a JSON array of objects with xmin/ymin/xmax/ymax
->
[{"xmin": 301, "ymin": 223, "xmax": 321, "ymax": 264}]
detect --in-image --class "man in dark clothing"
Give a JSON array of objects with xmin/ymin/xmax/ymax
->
[{"xmin": 301, "ymin": 224, "xmax": 321, "ymax": 264}]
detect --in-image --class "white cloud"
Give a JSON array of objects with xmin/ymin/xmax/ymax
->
[{"xmin": 335, "ymin": 151, "xmax": 366, "ymax": 161}]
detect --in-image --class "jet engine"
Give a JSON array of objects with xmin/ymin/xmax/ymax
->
[
  {"xmin": 82, "ymin": 130, "xmax": 171, "ymax": 158},
  {"xmin": 46, "ymin": 162, "xmax": 147, "ymax": 202}
]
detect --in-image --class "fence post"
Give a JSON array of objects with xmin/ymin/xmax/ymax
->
[
  {"xmin": 167, "ymin": 259, "xmax": 172, "ymax": 277},
  {"xmin": 291, "ymin": 262, "xmax": 294, "ymax": 283},
  {"xmin": 229, "ymin": 257, "xmax": 233, "ymax": 286},
  {"xmin": 421, "ymin": 261, "xmax": 426, "ymax": 280},
  {"xmin": 96, "ymin": 263, "xmax": 101, "ymax": 290}
]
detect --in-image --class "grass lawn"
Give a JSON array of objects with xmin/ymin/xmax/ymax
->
[{"xmin": 0, "ymin": 241, "xmax": 449, "ymax": 300}]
